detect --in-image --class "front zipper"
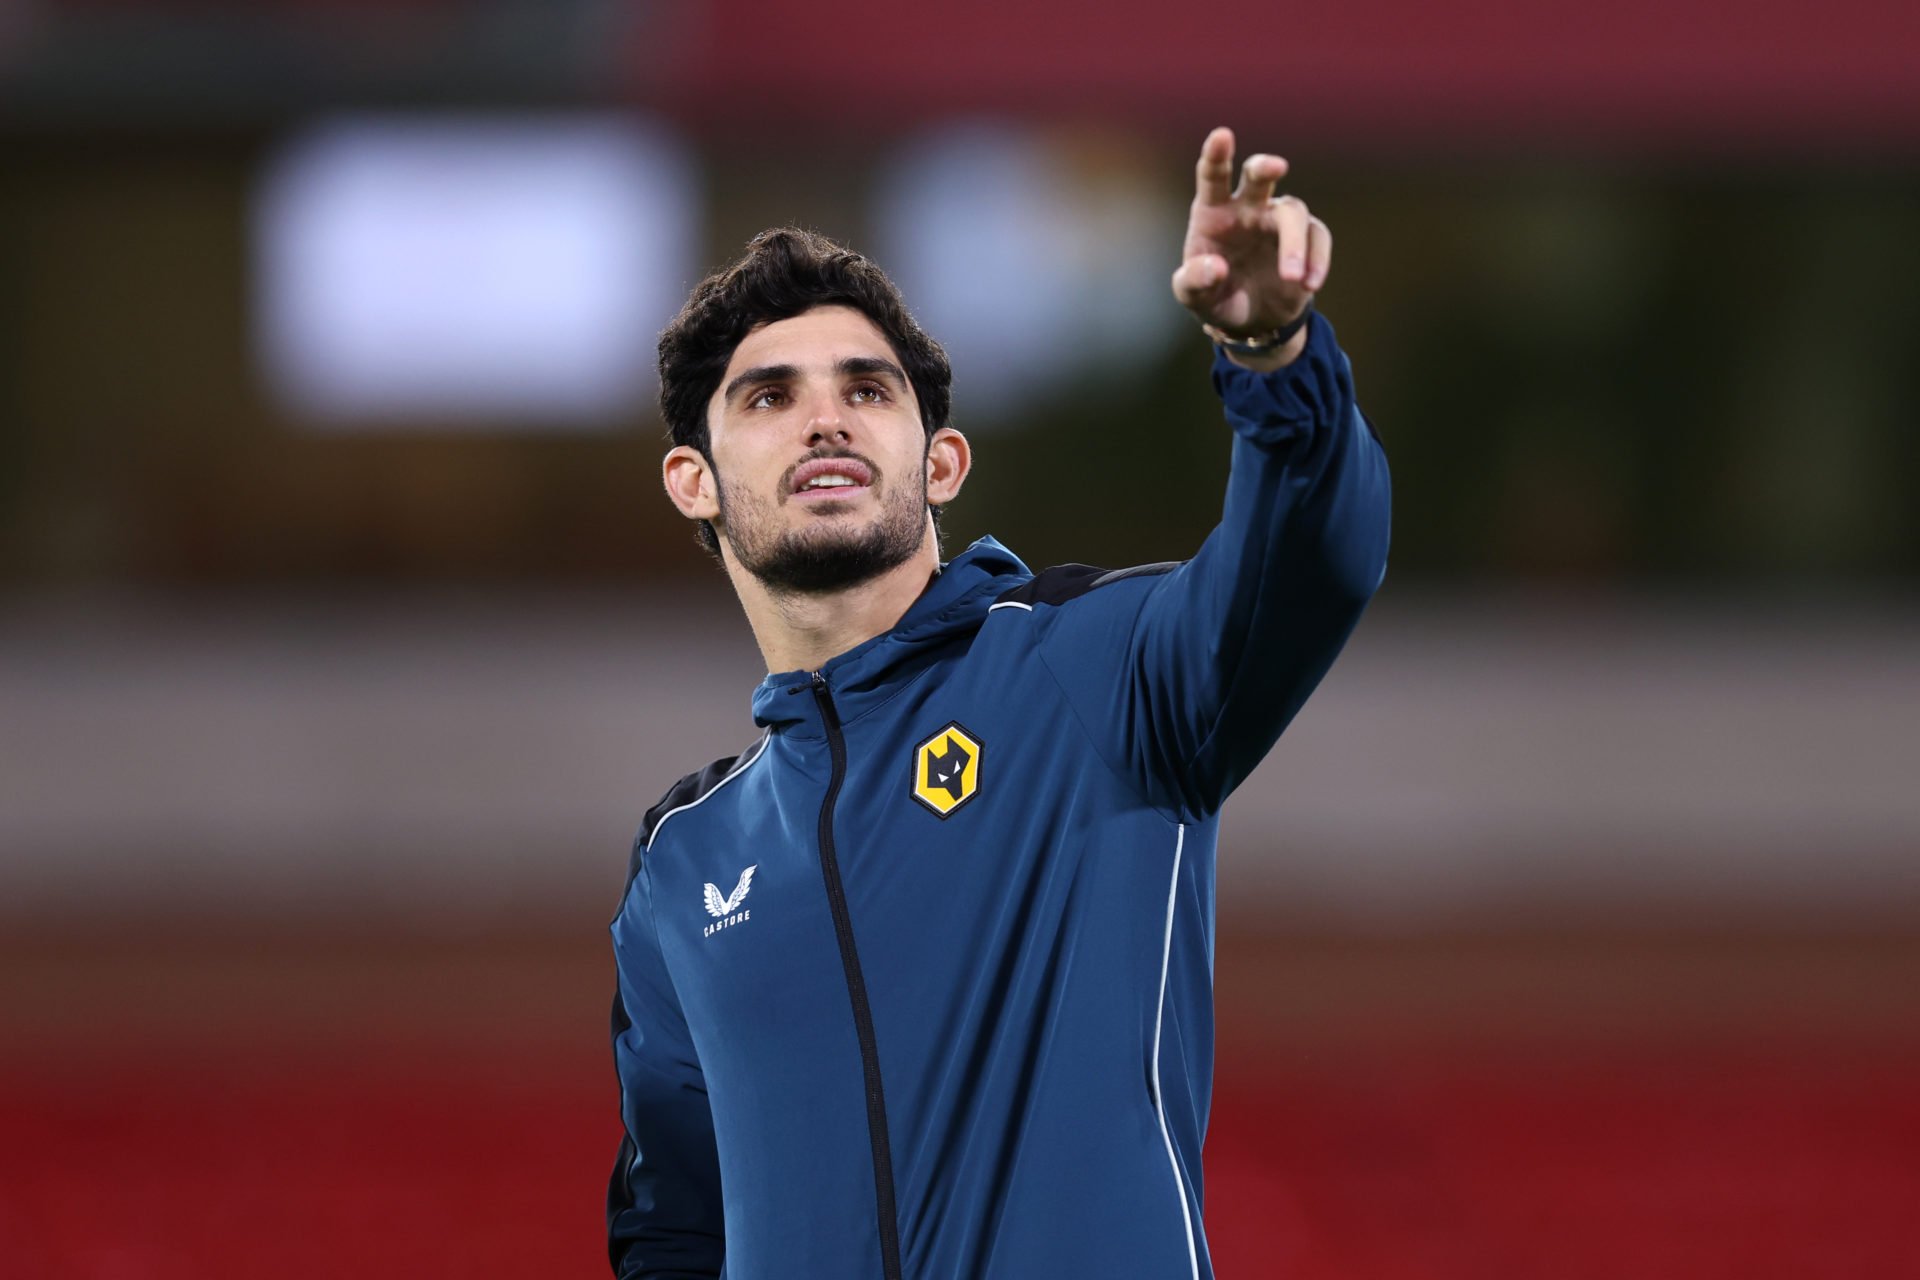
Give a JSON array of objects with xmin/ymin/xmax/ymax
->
[{"xmin": 810, "ymin": 671, "xmax": 904, "ymax": 1280}]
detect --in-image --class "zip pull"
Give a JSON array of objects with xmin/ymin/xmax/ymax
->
[{"xmin": 809, "ymin": 671, "xmax": 845, "ymax": 736}]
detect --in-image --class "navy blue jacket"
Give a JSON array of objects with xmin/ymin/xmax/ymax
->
[{"xmin": 609, "ymin": 313, "xmax": 1392, "ymax": 1279}]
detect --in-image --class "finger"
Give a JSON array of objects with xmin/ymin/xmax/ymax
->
[
  {"xmin": 1170, "ymin": 253, "xmax": 1229, "ymax": 308},
  {"xmin": 1235, "ymin": 153, "xmax": 1290, "ymax": 206},
  {"xmin": 1272, "ymin": 195, "xmax": 1312, "ymax": 284},
  {"xmin": 1305, "ymin": 216, "xmax": 1333, "ymax": 292},
  {"xmin": 1194, "ymin": 127, "xmax": 1235, "ymax": 206}
]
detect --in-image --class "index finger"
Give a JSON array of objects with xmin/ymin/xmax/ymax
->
[{"xmin": 1194, "ymin": 126, "xmax": 1235, "ymax": 205}]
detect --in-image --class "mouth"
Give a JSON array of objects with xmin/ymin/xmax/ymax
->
[
  {"xmin": 792, "ymin": 482, "xmax": 870, "ymax": 504},
  {"xmin": 788, "ymin": 456, "xmax": 875, "ymax": 504}
]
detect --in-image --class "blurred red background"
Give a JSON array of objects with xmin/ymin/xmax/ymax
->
[{"xmin": 7, "ymin": 926, "xmax": 1918, "ymax": 1277}]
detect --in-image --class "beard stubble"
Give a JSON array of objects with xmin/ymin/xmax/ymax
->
[{"xmin": 716, "ymin": 449, "xmax": 928, "ymax": 596}]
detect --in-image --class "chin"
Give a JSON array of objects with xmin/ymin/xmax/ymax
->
[{"xmin": 789, "ymin": 503, "xmax": 887, "ymax": 542}]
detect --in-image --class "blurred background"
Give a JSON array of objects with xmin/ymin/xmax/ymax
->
[{"xmin": 3, "ymin": 0, "xmax": 1918, "ymax": 1275}]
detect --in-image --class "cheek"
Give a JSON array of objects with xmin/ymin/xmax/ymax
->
[
  {"xmin": 716, "ymin": 461, "xmax": 769, "ymax": 512},
  {"xmin": 710, "ymin": 437, "xmax": 778, "ymax": 495},
  {"xmin": 880, "ymin": 431, "xmax": 930, "ymax": 482}
]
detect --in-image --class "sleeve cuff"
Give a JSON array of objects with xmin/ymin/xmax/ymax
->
[{"xmin": 1208, "ymin": 310, "xmax": 1356, "ymax": 449}]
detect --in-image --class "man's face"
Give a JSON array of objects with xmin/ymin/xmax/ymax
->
[{"xmin": 695, "ymin": 305, "xmax": 938, "ymax": 594}]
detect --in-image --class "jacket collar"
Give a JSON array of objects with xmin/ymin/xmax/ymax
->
[{"xmin": 750, "ymin": 536, "xmax": 1030, "ymax": 735}]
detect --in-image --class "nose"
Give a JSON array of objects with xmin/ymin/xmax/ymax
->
[{"xmin": 803, "ymin": 391, "xmax": 852, "ymax": 448}]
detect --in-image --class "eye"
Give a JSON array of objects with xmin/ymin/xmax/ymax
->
[
  {"xmin": 747, "ymin": 388, "xmax": 786, "ymax": 410},
  {"xmin": 850, "ymin": 383, "xmax": 888, "ymax": 404}
]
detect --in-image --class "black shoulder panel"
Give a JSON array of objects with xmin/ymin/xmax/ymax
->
[
  {"xmin": 993, "ymin": 560, "xmax": 1181, "ymax": 609},
  {"xmin": 624, "ymin": 750, "xmax": 744, "ymax": 887}
]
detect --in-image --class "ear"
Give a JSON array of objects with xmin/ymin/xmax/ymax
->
[
  {"xmin": 925, "ymin": 427, "xmax": 971, "ymax": 506},
  {"xmin": 663, "ymin": 445, "xmax": 721, "ymax": 522}
]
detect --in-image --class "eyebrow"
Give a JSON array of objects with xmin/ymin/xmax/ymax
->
[{"xmin": 722, "ymin": 356, "xmax": 910, "ymax": 405}]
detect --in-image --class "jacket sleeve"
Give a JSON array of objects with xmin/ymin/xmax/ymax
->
[
  {"xmin": 607, "ymin": 859, "xmax": 725, "ymax": 1279},
  {"xmin": 1031, "ymin": 311, "xmax": 1391, "ymax": 821}
]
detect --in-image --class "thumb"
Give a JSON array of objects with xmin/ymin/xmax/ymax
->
[{"xmin": 1170, "ymin": 253, "xmax": 1229, "ymax": 310}]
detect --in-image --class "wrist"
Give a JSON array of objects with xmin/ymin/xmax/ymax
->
[
  {"xmin": 1221, "ymin": 325, "xmax": 1308, "ymax": 371},
  {"xmin": 1203, "ymin": 303, "xmax": 1313, "ymax": 371}
]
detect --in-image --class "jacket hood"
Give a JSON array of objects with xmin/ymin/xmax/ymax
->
[{"xmin": 751, "ymin": 536, "xmax": 1030, "ymax": 732}]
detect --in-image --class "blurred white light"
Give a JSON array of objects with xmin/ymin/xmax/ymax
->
[
  {"xmin": 254, "ymin": 114, "xmax": 697, "ymax": 429},
  {"xmin": 872, "ymin": 123, "xmax": 1182, "ymax": 426}
]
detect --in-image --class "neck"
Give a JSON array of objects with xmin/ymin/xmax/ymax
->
[{"xmin": 726, "ymin": 538, "xmax": 943, "ymax": 675}]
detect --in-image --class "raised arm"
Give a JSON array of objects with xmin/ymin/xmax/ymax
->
[{"xmin": 1024, "ymin": 129, "xmax": 1391, "ymax": 820}]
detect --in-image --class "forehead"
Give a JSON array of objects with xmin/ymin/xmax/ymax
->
[{"xmin": 722, "ymin": 304, "xmax": 898, "ymax": 379}]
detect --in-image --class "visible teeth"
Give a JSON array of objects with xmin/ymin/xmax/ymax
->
[{"xmin": 805, "ymin": 475, "xmax": 858, "ymax": 489}]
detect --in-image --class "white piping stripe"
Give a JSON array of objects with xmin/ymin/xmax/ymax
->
[
  {"xmin": 645, "ymin": 731, "xmax": 771, "ymax": 852},
  {"xmin": 618, "ymin": 732, "xmax": 772, "ymax": 1200},
  {"xmin": 986, "ymin": 600, "xmax": 1033, "ymax": 612},
  {"xmin": 1152, "ymin": 823, "xmax": 1200, "ymax": 1280}
]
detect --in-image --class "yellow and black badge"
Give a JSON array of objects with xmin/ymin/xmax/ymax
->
[{"xmin": 911, "ymin": 721, "xmax": 982, "ymax": 819}]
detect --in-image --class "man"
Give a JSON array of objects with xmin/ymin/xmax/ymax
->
[{"xmin": 610, "ymin": 127, "xmax": 1391, "ymax": 1279}]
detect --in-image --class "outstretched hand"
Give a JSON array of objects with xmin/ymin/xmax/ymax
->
[{"xmin": 1171, "ymin": 127, "xmax": 1330, "ymax": 366}]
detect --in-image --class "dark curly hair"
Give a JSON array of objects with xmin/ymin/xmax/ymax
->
[{"xmin": 658, "ymin": 227, "xmax": 953, "ymax": 554}]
